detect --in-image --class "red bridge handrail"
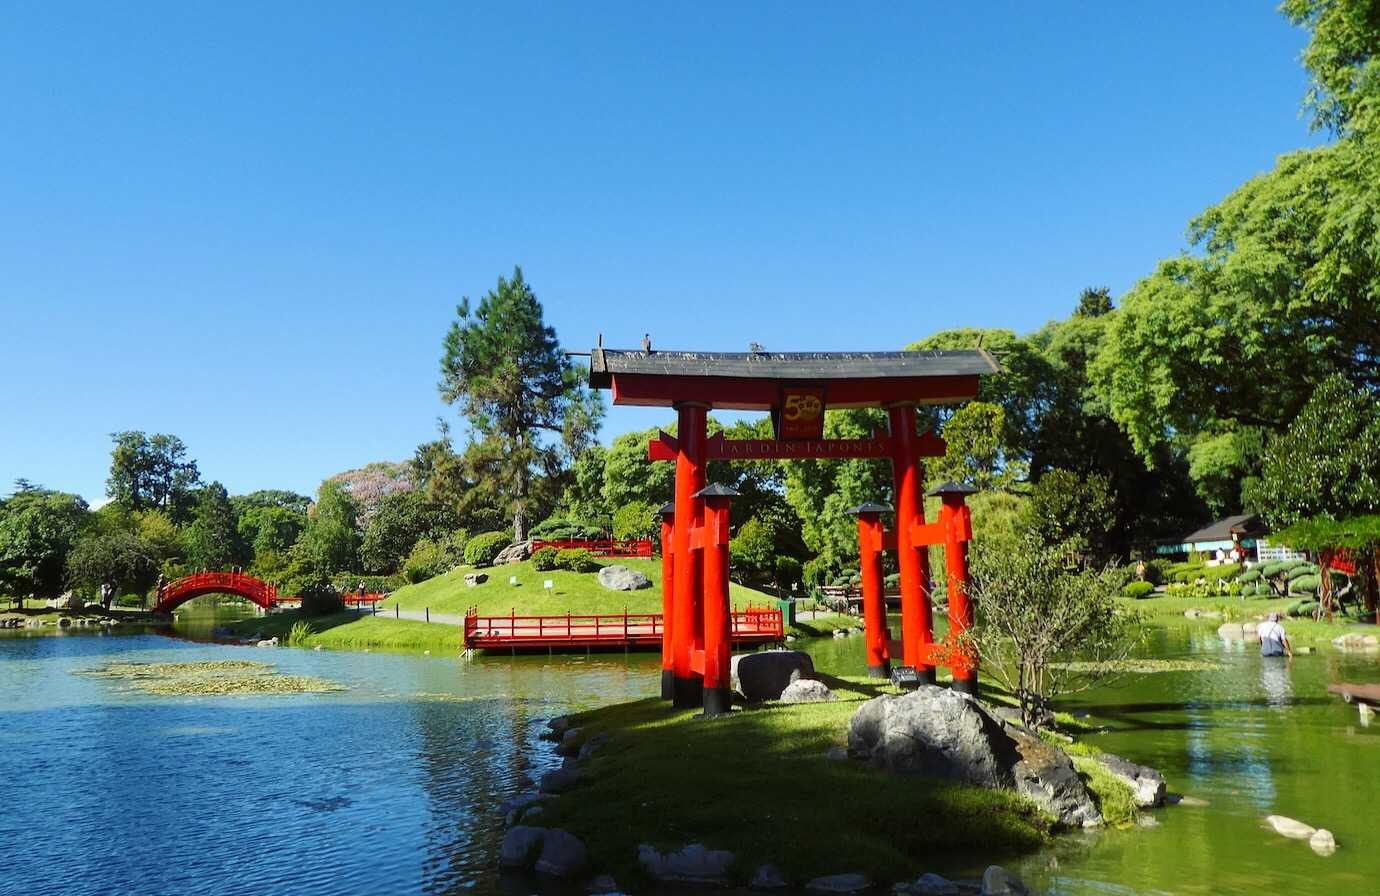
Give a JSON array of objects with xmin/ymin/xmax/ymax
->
[
  {"xmin": 462, "ymin": 606, "xmax": 783, "ymax": 649},
  {"xmin": 153, "ymin": 571, "xmax": 279, "ymax": 614},
  {"xmin": 529, "ymin": 538, "xmax": 655, "ymax": 558}
]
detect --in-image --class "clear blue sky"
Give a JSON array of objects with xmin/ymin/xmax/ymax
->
[{"xmin": 0, "ymin": 2, "xmax": 1324, "ymax": 504}]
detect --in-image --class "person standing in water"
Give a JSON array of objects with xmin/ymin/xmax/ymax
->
[{"xmin": 1258, "ymin": 612, "xmax": 1292, "ymax": 658}]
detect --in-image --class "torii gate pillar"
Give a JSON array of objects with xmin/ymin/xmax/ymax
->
[
  {"xmin": 671, "ymin": 401, "xmax": 709, "ymax": 708},
  {"xmin": 888, "ymin": 403, "xmax": 936, "ymax": 684},
  {"xmin": 848, "ymin": 502, "xmax": 892, "ymax": 679},
  {"xmin": 658, "ymin": 501, "xmax": 676, "ymax": 701}
]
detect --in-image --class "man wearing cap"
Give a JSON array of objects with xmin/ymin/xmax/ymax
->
[{"xmin": 1257, "ymin": 612, "xmax": 1292, "ymax": 658}]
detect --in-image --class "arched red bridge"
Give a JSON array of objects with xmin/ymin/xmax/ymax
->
[{"xmin": 153, "ymin": 571, "xmax": 279, "ymax": 614}]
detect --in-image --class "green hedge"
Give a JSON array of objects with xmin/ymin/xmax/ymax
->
[
  {"xmin": 464, "ymin": 531, "xmax": 511, "ymax": 567},
  {"xmin": 555, "ymin": 548, "xmax": 602, "ymax": 573},
  {"xmin": 1204, "ymin": 563, "xmax": 1241, "ymax": 583},
  {"xmin": 1287, "ymin": 599, "xmax": 1318, "ymax": 618},
  {"xmin": 1288, "ymin": 574, "xmax": 1320, "ymax": 595},
  {"xmin": 532, "ymin": 547, "xmax": 560, "ymax": 571},
  {"xmin": 1238, "ymin": 568, "xmax": 1262, "ymax": 584},
  {"xmin": 1287, "ymin": 563, "xmax": 1319, "ymax": 581},
  {"xmin": 1122, "ymin": 581, "xmax": 1156, "ymax": 599}
]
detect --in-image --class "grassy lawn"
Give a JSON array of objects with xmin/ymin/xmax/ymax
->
[
  {"xmin": 542, "ymin": 681, "xmax": 1056, "ymax": 888},
  {"xmin": 1120, "ymin": 594, "xmax": 1380, "ymax": 647},
  {"xmin": 787, "ymin": 613, "xmax": 857, "ymax": 638},
  {"xmin": 223, "ymin": 611, "xmax": 466, "ymax": 653},
  {"xmin": 382, "ymin": 557, "xmax": 779, "ymax": 617}
]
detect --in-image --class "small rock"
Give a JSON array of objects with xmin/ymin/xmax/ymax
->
[
  {"xmin": 519, "ymin": 805, "xmax": 544, "ymax": 824},
  {"xmin": 498, "ymin": 825, "xmax": 545, "ymax": 870},
  {"xmin": 587, "ymin": 873, "xmax": 621, "ymax": 893},
  {"xmin": 833, "ymin": 629, "xmax": 848, "ymax": 638},
  {"xmin": 1171, "ymin": 795, "xmax": 1209, "ymax": 808},
  {"xmin": 785, "ymin": 635, "xmax": 798, "ymax": 643},
  {"xmin": 597, "ymin": 565, "xmax": 652, "ymax": 591},
  {"xmin": 257, "ymin": 638, "xmax": 279, "ymax": 648},
  {"xmin": 541, "ymin": 715, "xmax": 572, "ymax": 741},
  {"xmin": 499, "ymin": 791, "xmax": 546, "ymax": 826},
  {"xmin": 911, "ymin": 873, "xmax": 959, "ymax": 896},
  {"xmin": 1217, "ymin": 622, "xmax": 1245, "ymax": 641},
  {"xmin": 577, "ymin": 732, "xmax": 610, "ymax": 759},
  {"xmin": 1266, "ymin": 814, "xmax": 1316, "ymax": 840},
  {"xmin": 464, "ymin": 572, "xmax": 488, "ymax": 587},
  {"xmin": 980, "ymin": 865, "xmax": 1028, "ymax": 896},
  {"xmin": 556, "ymin": 728, "xmax": 584, "ymax": 756},
  {"xmin": 637, "ymin": 843, "xmax": 735, "ymax": 886},
  {"xmin": 781, "ymin": 679, "xmax": 835, "ymax": 703},
  {"xmin": 1092, "ymin": 752, "xmax": 1167, "ymax": 808},
  {"xmin": 534, "ymin": 828, "xmax": 588, "ymax": 878},
  {"xmin": 751, "ymin": 863, "xmax": 789, "ymax": 890},
  {"xmin": 805, "ymin": 873, "xmax": 871, "ymax": 895},
  {"xmin": 1309, "ymin": 828, "xmax": 1337, "ymax": 855},
  {"xmin": 313, "ymin": 645, "xmax": 323, "ymax": 651},
  {"xmin": 539, "ymin": 766, "xmax": 585, "ymax": 794}
]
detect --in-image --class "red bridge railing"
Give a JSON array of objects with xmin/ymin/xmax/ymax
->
[
  {"xmin": 153, "ymin": 571, "xmax": 279, "ymax": 614},
  {"xmin": 529, "ymin": 538, "xmax": 654, "ymax": 558},
  {"xmin": 463, "ymin": 606, "xmax": 783, "ymax": 650}
]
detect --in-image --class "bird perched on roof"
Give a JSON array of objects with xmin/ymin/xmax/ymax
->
[
  {"xmin": 749, "ymin": 341, "xmax": 765, "ymax": 353},
  {"xmin": 641, "ymin": 333, "xmax": 652, "ymax": 353}
]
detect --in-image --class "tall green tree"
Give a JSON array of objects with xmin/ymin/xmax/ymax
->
[
  {"xmin": 1285, "ymin": 0, "xmax": 1380, "ymax": 135},
  {"xmin": 1246, "ymin": 375, "xmax": 1380, "ymax": 527},
  {"xmin": 360, "ymin": 489, "xmax": 458, "ymax": 574},
  {"xmin": 182, "ymin": 482, "xmax": 243, "ymax": 570},
  {"xmin": 439, "ymin": 268, "xmax": 603, "ymax": 541},
  {"xmin": 106, "ymin": 432, "xmax": 202, "ymax": 522},
  {"xmin": 296, "ymin": 480, "xmax": 361, "ymax": 575},
  {"xmin": 66, "ymin": 532, "xmax": 158, "ymax": 607},
  {"xmin": 0, "ymin": 485, "xmax": 90, "ymax": 604}
]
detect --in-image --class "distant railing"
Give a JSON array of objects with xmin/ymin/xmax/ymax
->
[
  {"xmin": 463, "ymin": 606, "xmax": 782, "ymax": 649},
  {"xmin": 529, "ymin": 538, "xmax": 654, "ymax": 558}
]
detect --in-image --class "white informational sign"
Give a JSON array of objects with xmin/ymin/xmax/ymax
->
[
  {"xmin": 509, "ymin": 576, "xmax": 518, "ymax": 585},
  {"xmin": 544, "ymin": 579, "xmax": 554, "ymax": 590}
]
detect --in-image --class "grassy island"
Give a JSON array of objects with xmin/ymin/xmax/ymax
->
[{"xmin": 536, "ymin": 675, "xmax": 1135, "ymax": 888}]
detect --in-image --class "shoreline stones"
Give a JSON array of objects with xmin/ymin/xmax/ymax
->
[
  {"xmin": 1265, "ymin": 814, "xmax": 1316, "ymax": 839},
  {"xmin": 464, "ymin": 572, "xmax": 488, "ymax": 587},
  {"xmin": 805, "ymin": 872, "xmax": 871, "ymax": 894},
  {"xmin": 1310, "ymin": 828, "xmax": 1337, "ymax": 855},
  {"xmin": 638, "ymin": 843, "xmax": 735, "ymax": 886},
  {"xmin": 1092, "ymin": 753, "xmax": 1167, "ymax": 808},
  {"xmin": 498, "ymin": 825, "xmax": 589, "ymax": 878},
  {"xmin": 981, "ymin": 865, "xmax": 1029, "ymax": 895},
  {"xmin": 750, "ymin": 864, "xmax": 788, "ymax": 890},
  {"xmin": 493, "ymin": 541, "xmax": 532, "ymax": 565}
]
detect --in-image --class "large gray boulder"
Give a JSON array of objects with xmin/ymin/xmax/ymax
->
[
  {"xmin": 494, "ymin": 541, "xmax": 532, "ymax": 565},
  {"xmin": 848, "ymin": 686, "xmax": 1015, "ymax": 788},
  {"xmin": 732, "ymin": 650, "xmax": 816, "ymax": 702},
  {"xmin": 597, "ymin": 565, "xmax": 652, "ymax": 591},
  {"xmin": 637, "ymin": 843, "xmax": 735, "ymax": 886},
  {"xmin": 848, "ymin": 686, "xmax": 1104, "ymax": 828},
  {"xmin": 1093, "ymin": 752, "xmax": 1167, "ymax": 808},
  {"xmin": 539, "ymin": 766, "xmax": 585, "ymax": 794}
]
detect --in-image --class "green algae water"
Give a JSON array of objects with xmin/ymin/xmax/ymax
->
[
  {"xmin": 3, "ymin": 617, "xmax": 1377, "ymax": 894},
  {"xmin": 810, "ymin": 622, "xmax": 1380, "ymax": 894}
]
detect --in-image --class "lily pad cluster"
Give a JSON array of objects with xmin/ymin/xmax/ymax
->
[{"xmin": 77, "ymin": 660, "xmax": 344, "ymax": 696}]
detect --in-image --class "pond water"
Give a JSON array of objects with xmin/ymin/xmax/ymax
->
[{"xmin": 2, "ymin": 619, "xmax": 1377, "ymax": 894}]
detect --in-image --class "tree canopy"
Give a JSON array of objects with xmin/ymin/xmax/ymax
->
[{"xmin": 106, "ymin": 432, "xmax": 202, "ymax": 522}]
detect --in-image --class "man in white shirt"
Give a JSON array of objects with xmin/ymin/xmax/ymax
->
[{"xmin": 1258, "ymin": 612, "xmax": 1292, "ymax": 658}]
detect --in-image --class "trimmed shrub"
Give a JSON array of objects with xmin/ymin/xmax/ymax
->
[
  {"xmin": 612, "ymin": 501, "xmax": 659, "ymax": 542},
  {"xmin": 1204, "ymin": 563, "xmax": 1241, "ymax": 583},
  {"xmin": 532, "ymin": 547, "xmax": 560, "ymax": 571},
  {"xmin": 775, "ymin": 556, "xmax": 803, "ymax": 592},
  {"xmin": 1146, "ymin": 559, "xmax": 1171, "ymax": 585},
  {"xmin": 1287, "ymin": 564, "xmax": 1319, "ymax": 581},
  {"xmin": 1260, "ymin": 561, "xmax": 1289, "ymax": 578},
  {"xmin": 1287, "ymin": 599, "xmax": 1318, "ymax": 618},
  {"xmin": 1122, "ymin": 581, "xmax": 1156, "ymax": 599},
  {"xmin": 403, "ymin": 537, "xmax": 462, "ymax": 584},
  {"xmin": 464, "ymin": 531, "xmax": 511, "ymax": 567},
  {"xmin": 1238, "ymin": 568, "xmax": 1262, "ymax": 584},
  {"xmin": 1288, "ymin": 574, "xmax": 1320, "ymax": 595},
  {"xmin": 555, "ymin": 548, "xmax": 601, "ymax": 573},
  {"xmin": 530, "ymin": 517, "xmax": 604, "ymax": 540},
  {"xmin": 884, "ymin": 573, "xmax": 901, "ymax": 590}
]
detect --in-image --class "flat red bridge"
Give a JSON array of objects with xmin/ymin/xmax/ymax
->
[{"xmin": 463, "ymin": 606, "xmax": 784, "ymax": 651}]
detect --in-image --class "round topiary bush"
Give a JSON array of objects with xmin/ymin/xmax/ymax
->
[
  {"xmin": 1238, "ymin": 568, "xmax": 1262, "ymax": 584},
  {"xmin": 1287, "ymin": 564, "xmax": 1318, "ymax": 581},
  {"xmin": 1122, "ymin": 581, "xmax": 1156, "ymax": 599},
  {"xmin": 1260, "ymin": 561, "xmax": 1288, "ymax": 578},
  {"xmin": 1288, "ymin": 574, "xmax": 1320, "ymax": 595},
  {"xmin": 532, "ymin": 546, "xmax": 560, "ymax": 571},
  {"xmin": 884, "ymin": 572, "xmax": 901, "ymax": 590},
  {"xmin": 555, "ymin": 547, "xmax": 601, "ymax": 573},
  {"xmin": 1288, "ymin": 599, "xmax": 1318, "ymax": 618},
  {"xmin": 464, "ymin": 531, "xmax": 511, "ymax": 567}
]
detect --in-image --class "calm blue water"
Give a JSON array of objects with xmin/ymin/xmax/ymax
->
[{"xmin": 0, "ymin": 631, "xmax": 658, "ymax": 896}]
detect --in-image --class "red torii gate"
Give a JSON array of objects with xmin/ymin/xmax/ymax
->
[{"xmin": 589, "ymin": 347, "xmax": 999, "ymax": 716}]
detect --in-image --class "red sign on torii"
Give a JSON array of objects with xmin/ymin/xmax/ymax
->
[{"xmin": 588, "ymin": 346, "xmax": 1000, "ymax": 716}]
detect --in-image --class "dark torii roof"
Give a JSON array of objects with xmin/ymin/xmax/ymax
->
[{"xmin": 588, "ymin": 347, "xmax": 1000, "ymax": 410}]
